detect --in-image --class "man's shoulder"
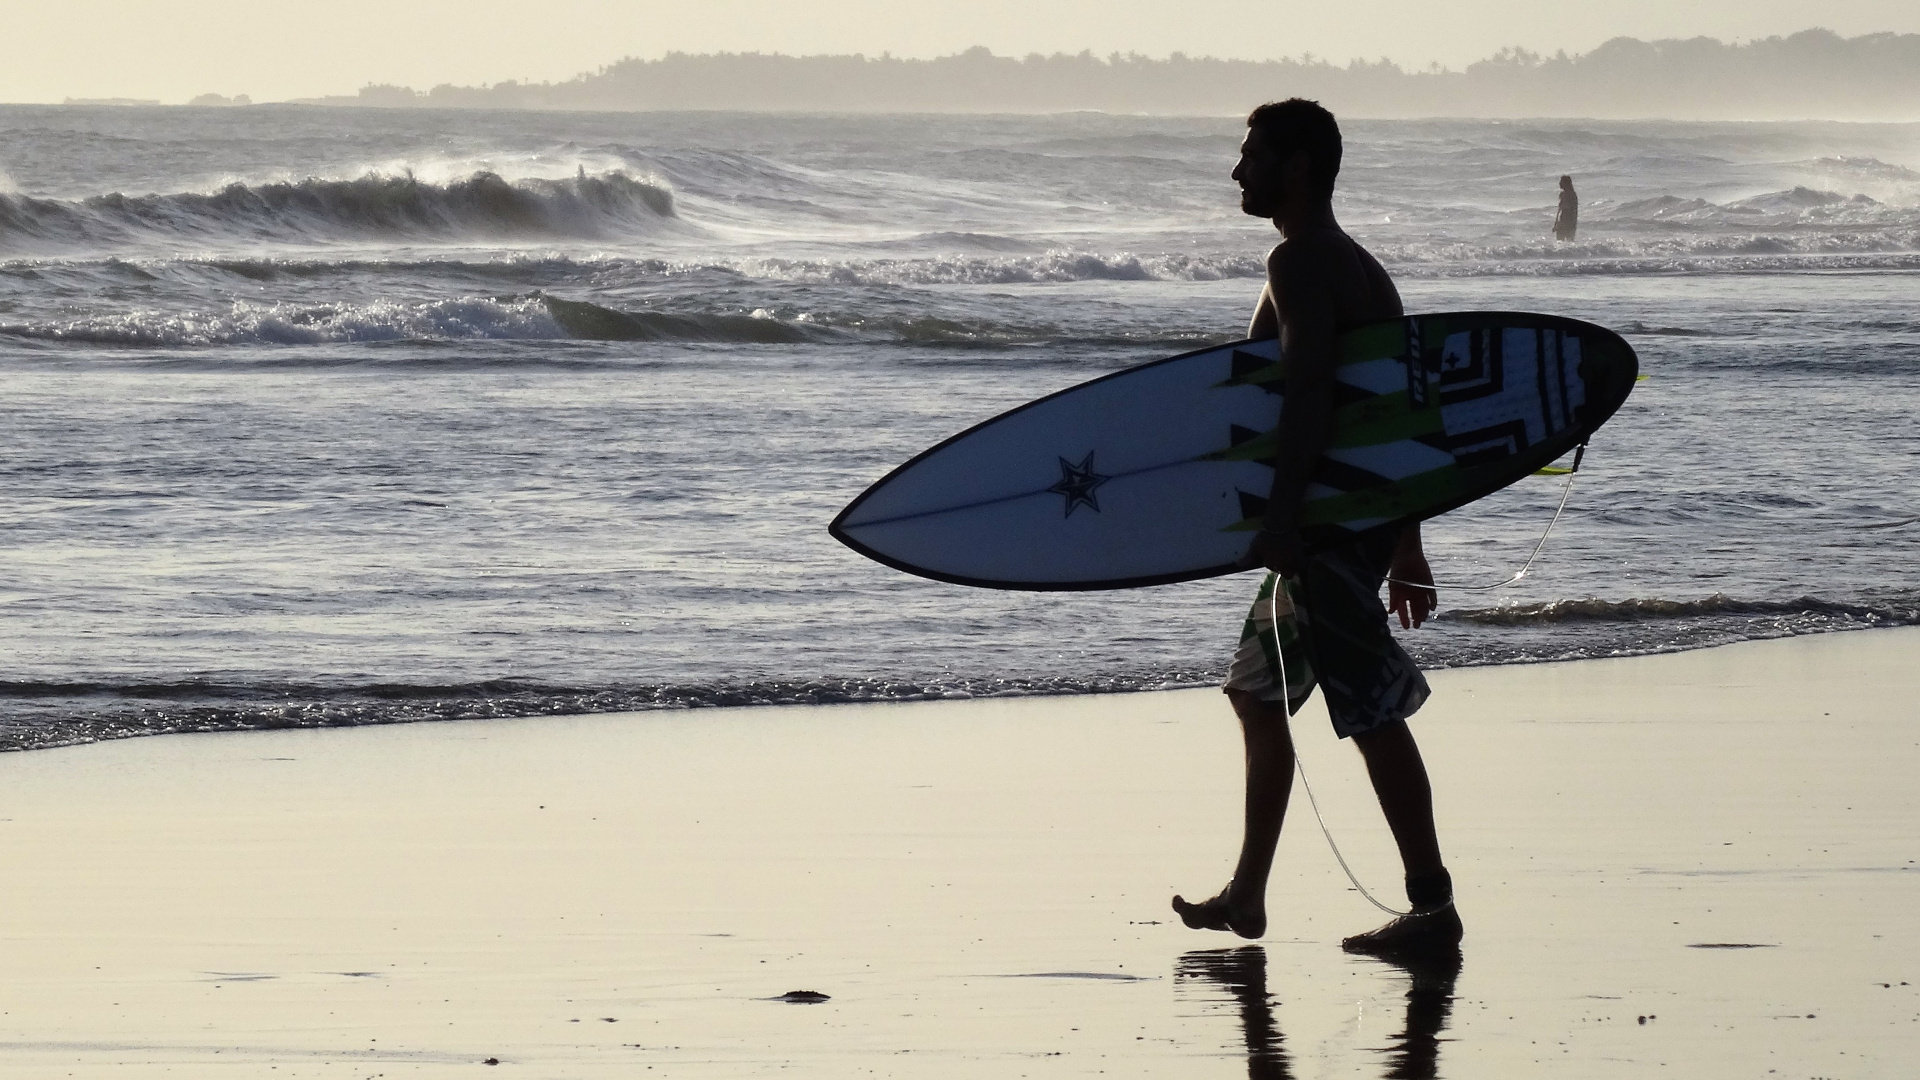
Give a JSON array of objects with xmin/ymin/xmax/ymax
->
[
  {"xmin": 1269, "ymin": 228, "xmax": 1401, "ymax": 323},
  {"xmin": 1273, "ymin": 226, "xmax": 1366, "ymax": 260},
  {"xmin": 1267, "ymin": 229, "xmax": 1359, "ymax": 283}
]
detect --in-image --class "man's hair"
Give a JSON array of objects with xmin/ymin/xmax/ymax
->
[{"xmin": 1246, "ymin": 98, "xmax": 1342, "ymax": 198}]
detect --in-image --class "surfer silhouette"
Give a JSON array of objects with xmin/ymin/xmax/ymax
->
[
  {"xmin": 1173, "ymin": 99, "xmax": 1463, "ymax": 957},
  {"xmin": 1553, "ymin": 175, "xmax": 1578, "ymax": 240}
]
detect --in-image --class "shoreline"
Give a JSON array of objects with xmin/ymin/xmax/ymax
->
[
  {"xmin": 5, "ymin": 619, "xmax": 1916, "ymax": 755},
  {"xmin": 0, "ymin": 626, "xmax": 1913, "ymax": 1076}
]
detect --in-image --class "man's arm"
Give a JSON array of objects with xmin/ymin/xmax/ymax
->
[
  {"xmin": 1250, "ymin": 241, "xmax": 1339, "ymax": 576},
  {"xmin": 1247, "ymin": 282, "xmax": 1279, "ymax": 340},
  {"xmin": 1387, "ymin": 523, "xmax": 1438, "ymax": 629}
]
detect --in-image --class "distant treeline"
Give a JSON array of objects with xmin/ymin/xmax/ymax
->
[{"xmin": 307, "ymin": 30, "xmax": 1920, "ymax": 120}]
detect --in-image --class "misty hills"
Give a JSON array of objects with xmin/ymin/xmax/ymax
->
[{"xmin": 307, "ymin": 30, "xmax": 1920, "ymax": 120}]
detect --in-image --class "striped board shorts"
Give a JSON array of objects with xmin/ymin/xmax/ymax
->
[{"xmin": 1222, "ymin": 532, "xmax": 1431, "ymax": 739}]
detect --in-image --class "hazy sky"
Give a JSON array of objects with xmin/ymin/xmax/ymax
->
[{"xmin": 11, "ymin": 0, "xmax": 1917, "ymax": 104}]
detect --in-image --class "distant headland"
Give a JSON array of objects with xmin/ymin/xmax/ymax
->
[{"xmin": 272, "ymin": 30, "xmax": 1919, "ymax": 120}]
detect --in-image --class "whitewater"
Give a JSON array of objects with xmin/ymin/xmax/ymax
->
[{"xmin": 0, "ymin": 105, "xmax": 1915, "ymax": 749}]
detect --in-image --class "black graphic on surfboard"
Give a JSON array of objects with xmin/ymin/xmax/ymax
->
[{"xmin": 1047, "ymin": 452, "xmax": 1110, "ymax": 516}]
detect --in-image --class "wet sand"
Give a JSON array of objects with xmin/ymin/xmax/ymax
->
[{"xmin": 0, "ymin": 627, "xmax": 1914, "ymax": 1077}]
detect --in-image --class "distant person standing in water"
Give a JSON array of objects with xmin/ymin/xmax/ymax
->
[{"xmin": 1553, "ymin": 175, "xmax": 1578, "ymax": 241}]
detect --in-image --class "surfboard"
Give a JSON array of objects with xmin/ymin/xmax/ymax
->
[{"xmin": 831, "ymin": 311, "xmax": 1639, "ymax": 590}]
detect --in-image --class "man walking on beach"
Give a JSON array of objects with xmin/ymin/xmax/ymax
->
[{"xmin": 1172, "ymin": 99, "xmax": 1462, "ymax": 957}]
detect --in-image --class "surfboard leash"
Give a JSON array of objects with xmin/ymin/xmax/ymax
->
[
  {"xmin": 1269, "ymin": 587, "xmax": 1426, "ymax": 918},
  {"xmin": 1261, "ymin": 445, "xmax": 1595, "ymax": 917},
  {"xmin": 1384, "ymin": 440, "xmax": 1586, "ymax": 593}
]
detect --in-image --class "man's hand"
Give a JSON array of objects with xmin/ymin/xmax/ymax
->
[
  {"xmin": 1387, "ymin": 529, "xmax": 1437, "ymax": 630},
  {"xmin": 1241, "ymin": 526, "xmax": 1307, "ymax": 578}
]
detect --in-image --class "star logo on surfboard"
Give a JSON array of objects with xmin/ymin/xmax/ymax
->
[{"xmin": 1047, "ymin": 452, "xmax": 1110, "ymax": 517}]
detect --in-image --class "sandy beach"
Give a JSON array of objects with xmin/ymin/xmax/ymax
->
[{"xmin": 0, "ymin": 626, "xmax": 1914, "ymax": 1077}]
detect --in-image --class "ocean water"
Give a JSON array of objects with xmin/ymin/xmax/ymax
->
[{"xmin": 1, "ymin": 106, "xmax": 1916, "ymax": 750}]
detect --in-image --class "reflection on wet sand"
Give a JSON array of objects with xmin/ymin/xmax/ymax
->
[
  {"xmin": 1176, "ymin": 946, "xmax": 1461, "ymax": 1080},
  {"xmin": 1176, "ymin": 947, "xmax": 1292, "ymax": 1078},
  {"xmin": 1373, "ymin": 949, "xmax": 1462, "ymax": 1080}
]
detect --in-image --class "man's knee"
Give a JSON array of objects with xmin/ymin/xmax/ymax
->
[
  {"xmin": 1227, "ymin": 688, "xmax": 1293, "ymax": 726},
  {"xmin": 1350, "ymin": 718, "xmax": 1414, "ymax": 757}
]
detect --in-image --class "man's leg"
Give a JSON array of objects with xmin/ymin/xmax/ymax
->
[
  {"xmin": 1343, "ymin": 719, "xmax": 1462, "ymax": 955},
  {"xmin": 1351, "ymin": 719, "xmax": 1443, "ymax": 877},
  {"xmin": 1172, "ymin": 688, "xmax": 1295, "ymax": 940}
]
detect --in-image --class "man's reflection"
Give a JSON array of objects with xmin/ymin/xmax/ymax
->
[
  {"xmin": 1372, "ymin": 949, "xmax": 1461, "ymax": 1080},
  {"xmin": 1175, "ymin": 945, "xmax": 1461, "ymax": 1080},
  {"xmin": 1176, "ymin": 947, "xmax": 1292, "ymax": 1079}
]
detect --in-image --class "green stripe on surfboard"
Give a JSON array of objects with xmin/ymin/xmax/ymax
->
[
  {"xmin": 1330, "ymin": 390, "xmax": 1442, "ymax": 448},
  {"xmin": 1214, "ymin": 322, "xmax": 1410, "ymax": 390},
  {"xmin": 1221, "ymin": 463, "xmax": 1466, "ymax": 532},
  {"xmin": 1199, "ymin": 389, "xmax": 1439, "ymax": 464},
  {"xmin": 1299, "ymin": 464, "xmax": 1467, "ymax": 526},
  {"xmin": 1339, "ymin": 321, "xmax": 1406, "ymax": 363}
]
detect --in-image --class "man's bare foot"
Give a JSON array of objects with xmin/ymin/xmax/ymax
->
[
  {"xmin": 1172, "ymin": 885, "xmax": 1267, "ymax": 939},
  {"xmin": 1340, "ymin": 903, "xmax": 1463, "ymax": 959}
]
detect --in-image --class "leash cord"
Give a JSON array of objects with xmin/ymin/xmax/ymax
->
[
  {"xmin": 1271, "ymin": 585, "xmax": 1417, "ymax": 917},
  {"xmin": 1267, "ymin": 449, "xmax": 1588, "ymax": 916},
  {"xmin": 1383, "ymin": 463, "xmax": 1579, "ymax": 593}
]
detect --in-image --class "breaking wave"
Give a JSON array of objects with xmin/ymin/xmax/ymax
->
[
  {"xmin": 0, "ymin": 295, "xmax": 807, "ymax": 348},
  {"xmin": 1360, "ymin": 184, "xmax": 1920, "ymax": 274},
  {"xmin": 539, "ymin": 295, "xmax": 821, "ymax": 343},
  {"xmin": 1382, "ymin": 249, "xmax": 1920, "ymax": 277},
  {"xmin": 0, "ymin": 296, "xmax": 568, "ymax": 346},
  {"xmin": 744, "ymin": 250, "xmax": 1267, "ymax": 285},
  {"xmin": 0, "ymin": 293, "xmax": 1224, "ymax": 349},
  {"xmin": 1599, "ymin": 186, "xmax": 1901, "ymax": 227},
  {"xmin": 0, "ymin": 170, "xmax": 675, "ymax": 251},
  {"xmin": 0, "ymin": 671, "xmax": 1218, "ymax": 753},
  {"xmin": 1444, "ymin": 593, "xmax": 1920, "ymax": 628},
  {"xmin": 4, "ymin": 602, "xmax": 1914, "ymax": 751}
]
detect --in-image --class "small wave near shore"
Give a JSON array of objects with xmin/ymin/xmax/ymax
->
[
  {"xmin": 2, "ymin": 589, "xmax": 1913, "ymax": 752},
  {"xmin": 0, "ymin": 291, "xmax": 1227, "ymax": 350},
  {"xmin": 1445, "ymin": 593, "xmax": 1920, "ymax": 627},
  {"xmin": 0, "ymin": 672, "xmax": 1220, "ymax": 753}
]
